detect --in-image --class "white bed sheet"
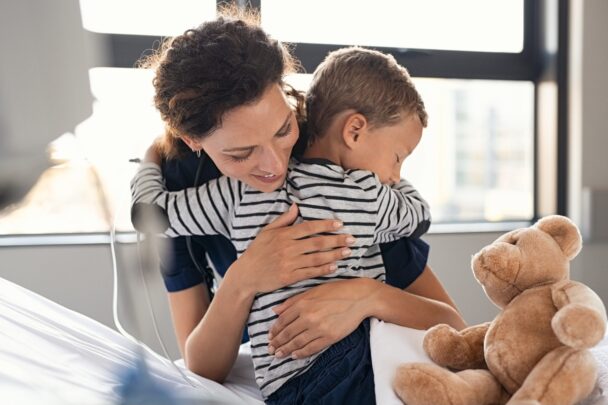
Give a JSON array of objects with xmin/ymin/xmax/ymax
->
[
  {"xmin": 370, "ymin": 318, "xmax": 608, "ymax": 405},
  {"xmin": 0, "ymin": 277, "xmax": 263, "ymax": 405}
]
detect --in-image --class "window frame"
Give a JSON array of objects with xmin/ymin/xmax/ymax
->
[{"xmin": 104, "ymin": 1, "xmax": 542, "ymax": 80}]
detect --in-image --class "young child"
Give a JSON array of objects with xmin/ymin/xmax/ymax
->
[{"xmin": 131, "ymin": 46, "xmax": 430, "ymax": 402}]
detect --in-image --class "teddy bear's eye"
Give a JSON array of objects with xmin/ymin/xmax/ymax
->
[{"xmin": 504, "ymin": 231, "xmax": 521, "ymax": 245}]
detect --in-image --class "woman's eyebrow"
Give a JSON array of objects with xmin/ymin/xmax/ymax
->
[
  {"xmin": 222, "ymin": 113, "xmax": 291, "ymax": 153},
  {"xmin": 274, "ymin": 113, "xmax": 292, "ymax": 134},
  {"xmin": 223, "ymin": 145, "xmax": 255, "ymax": 153}
]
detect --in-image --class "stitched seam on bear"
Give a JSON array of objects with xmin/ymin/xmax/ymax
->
[
  {"xmin": 484, "ymin": 265, "xmax": 518, "ymax": 288},
  {"xmin": 560, "ymin": 284, "xmax": 575, "ymax": 305},
  {"xmin": 511, "ymin": 253, "xmax": 524, "ymax": 291},
  {"xmin": 487, "ymin": 267, "xmax": 522, "ymax": 296},
  {"xmin": 493, "ymin": 347, "xmax": 519, "ymax": 391},
  {"xmin": 413, "ymin": 368, "xmax": 459, "ymax": 405},
  {"xmin": 537, "ymin": 349, "xmax": 577, "ymax": 402},
  {"xmin": 549, "ymin": 282, "xmax": 573, "ymax": 312},
  {"xmin": 462, "ymin": 330, "xmax": 487, "ymax": 369}
]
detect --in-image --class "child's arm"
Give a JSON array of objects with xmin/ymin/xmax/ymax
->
[
  {"xmin": 130, "ymin": 162, "xmax": 238, "ymax": 238},
  {"xmin": 374, "ymin": 178, "xmax": 431, "ymax": 244}
]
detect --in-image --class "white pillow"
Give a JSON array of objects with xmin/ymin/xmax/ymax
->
[{"xmin": 369, "ymin": 318, "xmax": 433, "ymax": 405}]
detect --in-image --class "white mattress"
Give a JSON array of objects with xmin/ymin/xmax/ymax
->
[{"xmin": 0, "ymin": 277, "xmax": 264, "ymax": 405}]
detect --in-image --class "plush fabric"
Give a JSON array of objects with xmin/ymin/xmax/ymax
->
[{"xmin": 393, "ymin": 215, "xmax": 608, "ymax": 405}]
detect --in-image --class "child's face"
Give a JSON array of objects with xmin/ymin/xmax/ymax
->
[{"xmin": 356, "ymin": 114, "xmax": 423, "ymax": 184}]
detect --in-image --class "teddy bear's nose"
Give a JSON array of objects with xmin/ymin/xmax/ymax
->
[
  {"xmin": 472, "ymin": 242, "xmax": 521, "ymax": 284},
  {"xmin": 471, "ymin": 251, "xmax": 490, "ymax": 283}
]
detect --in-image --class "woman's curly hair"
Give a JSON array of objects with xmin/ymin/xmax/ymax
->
[{"xmin": 140, "ymin": 6, "xmax": 304, "ymax": 158}]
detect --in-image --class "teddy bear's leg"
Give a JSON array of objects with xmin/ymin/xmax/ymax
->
[
  {"xmin": 507, "ymin": 346, "xmax": 597, "ymax": 405},
  {"xmin": 394, "ymin": 363, "xmax": 509, "ymax": 405}
]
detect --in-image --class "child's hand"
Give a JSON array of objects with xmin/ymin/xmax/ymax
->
[{"xmin": 143, "ymin": 143, "xmax": 162, "ymax": 165}]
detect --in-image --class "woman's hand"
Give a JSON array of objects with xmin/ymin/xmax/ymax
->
[
  {"xmin": 267, "ymin": 268, "xmax": 468, "ymax": 359},
  {"xmin": 235, "ymin": 203, "xmax": 355, "ymax": 296},
  {"xmin": 267, "ymin": 278, "xmax": 376, "ymax": 359}
]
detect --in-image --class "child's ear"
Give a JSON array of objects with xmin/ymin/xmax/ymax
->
[{"xmin": 342, "ymin": 113, "xmax": 368, "ymax": 149}]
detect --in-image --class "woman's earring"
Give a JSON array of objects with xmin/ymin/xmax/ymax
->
[{"xmin": 196, "ymin": 149, "xmax": 201, "ymax": 158}]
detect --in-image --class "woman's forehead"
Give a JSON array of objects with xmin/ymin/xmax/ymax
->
[{"xmin": 204, "ymin": 84, "xmax": 291, "ymax": 148}]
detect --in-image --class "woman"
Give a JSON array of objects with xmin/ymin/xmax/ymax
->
[{"xmin": 134, "ymin": 7, "xmax": 465, "ymax": 388}]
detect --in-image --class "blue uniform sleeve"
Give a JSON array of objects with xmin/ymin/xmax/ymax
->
[
  {"xmin": 159, "ymin": 234, "xmax": 237, "ymax": 292},
  {"xmin": 380, "ymin": 238, "xmax": 429, "ymax": 289},
  {"xmin": 159, "ymin": 236, "xmax": 206, "ymax": 292},
  {"xmin": 156, "ymin": 153, "xmax": 237, "ymax": 286}
]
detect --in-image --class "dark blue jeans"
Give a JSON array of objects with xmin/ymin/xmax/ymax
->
[{"xmin": 265, "ymin": 320, "xmax": 375, "ymax": 405}]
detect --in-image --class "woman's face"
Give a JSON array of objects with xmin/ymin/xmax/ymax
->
[{"xmin": 198, "ymin": 84, "xmax": 299, "ymax": 192}]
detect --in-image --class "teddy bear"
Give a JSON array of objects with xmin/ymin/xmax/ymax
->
[{"xmin": 393, "ymin": 215, "xmax": 607, "ymax": 405}]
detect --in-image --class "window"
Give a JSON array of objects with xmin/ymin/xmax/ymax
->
[
  {"xmin": 262, "ymin": 0, "xmax": 524, "ymax": 53},
  {"xmin": 79, "ymin": 0, "xmax": 216, "ymax": 36},
  {"xmin": 0, "ymin": 1, "xmax": 558, "ymax": 236},
  {"xmin": 407, "ymin": 79, "xmax": 534, "ymax": 222}
]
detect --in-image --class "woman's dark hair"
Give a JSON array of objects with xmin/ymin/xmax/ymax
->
[{"xmin": 140, "ymin": 6, "xmax": 304, "ymax": 158}]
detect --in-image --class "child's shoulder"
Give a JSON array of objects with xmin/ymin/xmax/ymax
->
[{"xmin": 289, "ymin": 159, "xmax": 380, "ymax": 190}]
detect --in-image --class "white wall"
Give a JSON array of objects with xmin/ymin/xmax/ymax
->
[{"xmin": 568, "ymin": 0, "xmax": 608, "ymax": 302}]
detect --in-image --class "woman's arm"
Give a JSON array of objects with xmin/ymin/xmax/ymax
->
[
  {"xmin": 268, "ymin": 266, "xmax": 466, "ymax": 359},
  {"xmin": 168, "ymin": 284, "xmax": 210, "ymax": 358},
  {"xmin": 366, "ymin": 269, "xmax": 466, "ymax": 329},
  {"xmin": 404, "ymin": 264, "xmax": 461, "ymax": 314},
  {"xmin": 184, "ymin": 261, "xmax": 254, "ymax": 382}
]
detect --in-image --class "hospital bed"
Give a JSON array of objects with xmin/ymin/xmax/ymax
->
[
  {"xmin": 2, "ymin": 276, "xmax": 608, "ymax": 404},
  {"xmin": 0, "ymin": 276, "xmax": 264, "ymax": 404}
]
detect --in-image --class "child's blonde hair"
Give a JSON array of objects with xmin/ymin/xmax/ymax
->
[{"xmin": 306, "ymin": 47, "xmax": 428, "ymax": 144}]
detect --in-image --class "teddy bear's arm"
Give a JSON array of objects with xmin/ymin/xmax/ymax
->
[
  {"xmin": 423, "ymin": 322, "xmax": 490, "ymax": 370},
  {"xmin": 551, "ymin": 279, "xmax": 607, "ymax": 349}
]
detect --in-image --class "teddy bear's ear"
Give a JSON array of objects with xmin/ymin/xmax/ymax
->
[{"xmin": 534, "ymin": 215, "xmax": 582, "ymax": 259}]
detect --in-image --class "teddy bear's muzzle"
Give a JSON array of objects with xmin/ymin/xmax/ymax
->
[{"xmin": 472, "ymin": 243, "xmax": 523, "ymax": 307}]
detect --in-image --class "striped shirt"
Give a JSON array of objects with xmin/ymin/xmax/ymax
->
[{"xmin": 130, "ymin": 158, "xmax": 431, "ymax": 398}]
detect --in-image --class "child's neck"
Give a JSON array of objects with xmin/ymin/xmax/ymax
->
[{"xmin": 302, "ymin": 134, "xmax": 344, "ymax": 166}]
